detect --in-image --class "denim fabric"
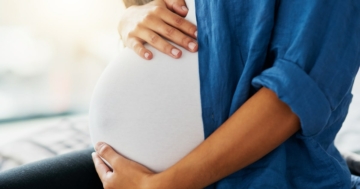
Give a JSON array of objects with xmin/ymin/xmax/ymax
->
[{"xmin": 195, "ymin": 0, "xmax": 360, "ymax": 188}]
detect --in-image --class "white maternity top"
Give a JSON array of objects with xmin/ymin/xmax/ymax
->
[{"xmin": 89, "ymin": 0, "xmax": 204, "ymax": 172}]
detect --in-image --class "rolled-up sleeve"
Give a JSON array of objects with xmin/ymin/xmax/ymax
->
[{"xmin": 252, "ymin": 0, "xmax": 360, "ymax": 136}]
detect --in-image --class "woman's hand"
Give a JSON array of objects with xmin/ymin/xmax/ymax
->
[
  {"xmin": 119, "ymin": 0, "xmax": 198, "ymax": 60},
  {"xmin": 92, "ymin": 142, "xmax": 169, "ymax": 189}
]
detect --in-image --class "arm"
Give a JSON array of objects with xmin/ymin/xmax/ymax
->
[
  {"xmin": 153, "ymin": 87, "xmax": 300, "ymax": 188},
  {"xmin": 93, "ymin": 87, "xmax": 300, "ymax": 188},
  {"xmin": 118, "ymin": 0, "xmax": 198, "ymax": 60}
]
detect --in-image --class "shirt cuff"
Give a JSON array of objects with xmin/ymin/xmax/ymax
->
[{"xmin": 252, "ymin": 59, "xmax": 331, "ymax": 137}]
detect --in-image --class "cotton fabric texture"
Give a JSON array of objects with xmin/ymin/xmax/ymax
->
[
  {"xmin": 88, "ymin": 0, "xmax": 204, "ymax": 173},
  {"xmin": 195, "ymin": 0, "xmax": 360, "ymax": 188}
]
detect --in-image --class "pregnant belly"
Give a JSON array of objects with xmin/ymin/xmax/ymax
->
[{"xmin": 89, "ymin": 44, "xmax": 204, "ymax": 172}]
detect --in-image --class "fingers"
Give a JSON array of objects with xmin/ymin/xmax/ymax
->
[
  {"xmin": 127, "ymin": 37, "xmax": 153, "ymax": 60},
  {"xmin": 92, "ymin": 152, "xmax": 111, "ymax": 181},
  {"xmin": 146, "ymin": 16, "xmax": 198, "ymax": 52},
  {"xmin": 118, "ymin": 0, "xmax": 196, "ymax": 59},
  {"xmin": 95, "ymin": 142, "xmax": 139, "ymax": 173},
  {"xmin": 164, "ymin": 0, "xmax": 188, "ymax": 17},
  {"xmin": 134, "ymin": 27, "xmax": 182, "ymax": 58},
  {"xmin": 95, "ymin": 142, "xmax": 123, "ymax": 169},
  {"xmin": 155, "ymin": 6, "xmax": 197, "ymax": 39}
]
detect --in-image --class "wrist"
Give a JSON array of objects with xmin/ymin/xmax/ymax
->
[{"xmin": 147, "ymin": 171, "xmax": 176, "ymax": 189}]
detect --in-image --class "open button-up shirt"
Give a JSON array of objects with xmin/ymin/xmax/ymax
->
[{"xmin": 195, "ymin": 0, "xmax": 360, "ymax": 188}]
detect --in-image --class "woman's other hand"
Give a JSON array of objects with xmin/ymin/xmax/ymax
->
[
  {"xmin": 119, "ymin": 0, "xmax": 198, "ymax": 60},
  {"xmin": 92, "ymin": 142, "xmax": 170, "ymax": 189}
]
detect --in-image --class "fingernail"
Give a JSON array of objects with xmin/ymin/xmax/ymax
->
[
  {"xmin": 144, "ymin": 52, "xmax": 150, "ymax": 59},
  {"xmin": 194, "ymin": 31, "xmax": 197, "ymax": 38},
  {"xmin": 91, "ymin": 152, "xmax": 96, "ymax": 158},
  {"xmin": 188, "ymin": 42, "xmax": 197, "ymax": 51},
  {"xmin": 171, "ymin": 48, "xmax": 180, "ymax": 57},
  {"xmin": 182, "ymin": 6, "xmax": 188, "ymax": 11}
]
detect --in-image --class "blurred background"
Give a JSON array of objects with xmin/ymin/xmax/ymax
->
[
  {"xmin": 0, "ymin": 0, "xmax": 125, "ymax": 171},
  {"xmin": 0, "ymin": 0, "xmax": 122, "ymax": 122}
]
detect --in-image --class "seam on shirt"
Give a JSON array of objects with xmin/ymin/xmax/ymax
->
[
  {"xmin": 262, "ymin": 58, "xmax": 333, "ymax": 137},
  {"xmin": 280, "ymin": 56, "xmax": 355, "ymax": 112},
  {"xmin": 321, "ymin": 93, "xmax": 353, "ymax": 133},
  {"xmin": 310, "ymin": 137, "xmax": 343, "ymax": 188},
  {"xmin": 235, "ymin": 44, "xmax": 245, "ymax": 68},
  {"xmin": 279, "ymin": 57, "xmax": 333, "ymax": 124}
]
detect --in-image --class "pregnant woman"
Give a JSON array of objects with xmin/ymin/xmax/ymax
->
[
  {"xmin": 90, "ymin": 0, "xmax": 360, "ymax": 188},
  {"xmin": 1, "ymin": 0, "xmax": 360, "ymax": 188}
]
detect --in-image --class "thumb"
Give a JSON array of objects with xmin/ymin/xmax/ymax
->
[
  {"xmin": 95, "ymin": 142, "xmax": 120, "ymax": 168},
  {"xmin": 164, "ymin": 0, "xmax": 188, "ymax": 17}
]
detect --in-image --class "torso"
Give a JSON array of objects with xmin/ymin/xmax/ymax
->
[{"xmin": 89, "ymin": 0, "xmax": 203, "ymax": 172}]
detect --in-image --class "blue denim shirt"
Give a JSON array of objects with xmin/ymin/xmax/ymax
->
[{"xmin": 195, "ymin": 0, "xmax": 360, "ymax": 188}]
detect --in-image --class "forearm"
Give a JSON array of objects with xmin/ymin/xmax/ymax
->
[{"xmin": 155, "ymin": 87, "xmax": 300, "ymax": 188}]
